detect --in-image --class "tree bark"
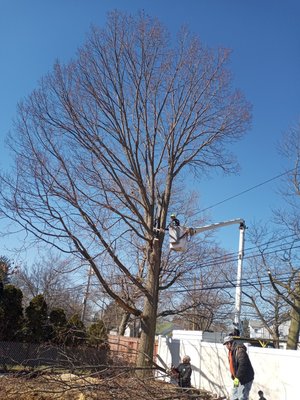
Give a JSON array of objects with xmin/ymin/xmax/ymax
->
[
  {"xmin": 136, "ymin": 239, "xmax": 160, "ymax": 377},
  {"xmin": 118, "ymin": 312, "xmax": 131, "ymax": 336},
  {"xmin": 287, "ymin": 279, "xmax": 300, "ymax": 350}
]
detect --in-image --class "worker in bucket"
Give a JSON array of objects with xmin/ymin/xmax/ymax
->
[
  {"xmin": 169, "ymin": 213, "xmax": 180, "ymax": 227},
  {"xmin": 168, "ymin": 213, "xmax": 181, "ymax": 243},
  {"xmin": 223, "ymin": 335, "xmax": 254, "ymax": 400}
]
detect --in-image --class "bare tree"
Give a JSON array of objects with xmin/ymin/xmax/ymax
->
[
  {"xmin": 157, "ymin": 241, "xmax": 237, "ymax": 332},
  {"xmin": 12, "ymin": 254, "xmax": 83, "ymax": 316},
  {"xmin": 172, "ymin": 286, "xmax": 233, "ymax": 332},
  {"xmin": 243, "ymin": 121, "xmax": 300, "ymax": 349},
  {"xmin": 269, "ymin": 120, "xmax": 300, "ymax": 349},
  {"xmin": 0, "ymin": 11, "xmax": 251, "ymax": 373},
  {"xmin": 240, "ymin": 227, "xmax": 290, "ymax": 347}
]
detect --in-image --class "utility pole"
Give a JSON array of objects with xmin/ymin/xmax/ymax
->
[{"xmin": 234, "ymin": 222, "xmax": 246, "ymax": 334}]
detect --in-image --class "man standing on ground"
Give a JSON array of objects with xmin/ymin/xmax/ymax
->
[
  {"xmin": 223, "ymin": 335, "xmax": 254, "ymax": 400},
  {"xmin": 171, "ymin": 355, "xmax": 192, "ymax": 388}
]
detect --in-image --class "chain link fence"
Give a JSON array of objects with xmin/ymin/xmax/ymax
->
[{"xmin": 0, "ymin": 341, "xmax": 108, "ymax": 370}]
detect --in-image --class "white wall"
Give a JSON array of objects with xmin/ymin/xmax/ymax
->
[{"xmin": 156, "ymin": 333, "xmax": 300, "ymax": 400}]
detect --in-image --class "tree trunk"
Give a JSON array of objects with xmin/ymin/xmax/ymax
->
[
  {"xmin": 286, "ymin": 305, "xmax": 300, "ymax": 350},
  {"xmin": 287, "ymin": 280, "xmax": 300, "ymax": 350},
  {"xmin": 136, "ymin": 240, "xmax": 160, "ymax": 377},
  {"xmin": 136, "ymin": 296, "xmax": 158, "ymax": 376},
  {"xmin": 118, "ymin": 312, "xmax": 131, "ymax": 336}
]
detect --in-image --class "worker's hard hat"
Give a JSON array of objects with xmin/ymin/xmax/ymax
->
[
  {"xmin": 223, "ymin": 335, "xmax": 234, "ymax": 345},
  {"xmin": 170, "ymin": 213, "xmax": 176, "ymax": 218}
]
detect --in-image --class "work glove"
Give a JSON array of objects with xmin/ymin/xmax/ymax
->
[{"xmin": 233, "ymin": 377, "xmax": 239, "ymax": 387}]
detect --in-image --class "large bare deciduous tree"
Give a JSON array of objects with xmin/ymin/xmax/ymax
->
[{"xmin": 0, "ymin": 11, "xmax": 251, "ymax": 373}]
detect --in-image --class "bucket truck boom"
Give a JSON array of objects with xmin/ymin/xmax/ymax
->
[
  {"xmin": 169, "ymin": 218, "xmax": 246, "ymax": 333},
  {"xmin": 169, "ymin": 218, "xmax": 244, "ymax": 252},
  {"xmin": 188, "ymin": 218, "xmax": 245, "ymax": 236}
]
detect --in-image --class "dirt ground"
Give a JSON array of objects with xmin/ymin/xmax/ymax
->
[{"xmin": 0, "ymin": 371, "xmax": 219, "ymax": 400}]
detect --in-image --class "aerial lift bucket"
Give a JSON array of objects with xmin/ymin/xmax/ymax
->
[{"xmin": 169, "ymin": 226, "xmax": 188, "ymax": 252}]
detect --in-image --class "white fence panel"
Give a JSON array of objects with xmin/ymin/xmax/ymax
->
[{"xmin": 156, "ymin": 333, "xmax": 300, "ymax": 400}]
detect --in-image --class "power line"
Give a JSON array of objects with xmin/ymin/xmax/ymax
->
[
  {"xmin": 168, "ymin": 272, "xmax": 293, "ymax": 294},
  {"xmin": 81, "ymin": 234, "xmax": 300, "ymax": 290},
  {"xmin": 187, "ymin": 238, "xmax": 300, "ymax": 270},
  {"xmin": 198, "ymin": 168, "xmax": 296, "ymax": 214}
]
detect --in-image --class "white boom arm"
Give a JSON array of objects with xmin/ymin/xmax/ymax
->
[{"xmin": 188, "ymin": 218, "xmax": 245, "ymax": 236}]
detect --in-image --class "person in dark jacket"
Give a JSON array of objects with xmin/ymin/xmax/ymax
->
[
  {"xmin": 258, "ymin": 390, "xmax": 267, "ymax": 400},
  {"xmin": 169, "ymin": 213, "xmax": 180, "ymax": 227},
  {"xmin": 223, "ymin": 336, "xmax": 254, "ymax": 400},
  {"xmin": 172, "ymin": 355, "xmax": 192, "ymax": 388}
]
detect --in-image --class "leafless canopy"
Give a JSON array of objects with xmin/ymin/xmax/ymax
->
[{"xmin": 0, "ymin": 11, "xmax": 251, "ymax": 368}]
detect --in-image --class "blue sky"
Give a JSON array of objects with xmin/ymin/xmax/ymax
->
[{"xmin": 0, "ymin": 0, "xmax": 300, "ymax": 259}]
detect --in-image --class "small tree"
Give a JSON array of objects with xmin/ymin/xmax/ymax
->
[
  {"xmin": 12, "ymin": 255, "xmax": 83, "ymax": 315},
  {"xmin": 88, "ymin": 319, "xmax": 108, "ymax": 349},
  {"xmin": 0, "ymin": 284, "xmax": 23, "ymax": 341},
  {"xmin": 49, "ymin": 307, "xmax": 68, "ymax": 344},
  {"xmin": 65, "ymin": 314, "xmax": 86, "ymax": 346},
  {"xmin": 23, "ymin": 294, "xmax": 50, "ymax": 343},
  {"xmin": 268, "ymin": 270, "xmax": 300, "ymax": 349}
]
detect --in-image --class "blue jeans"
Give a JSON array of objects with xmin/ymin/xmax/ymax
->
[{"xmin": 231, "ymin": 380, "xmax": 253, "ymax": 400}]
